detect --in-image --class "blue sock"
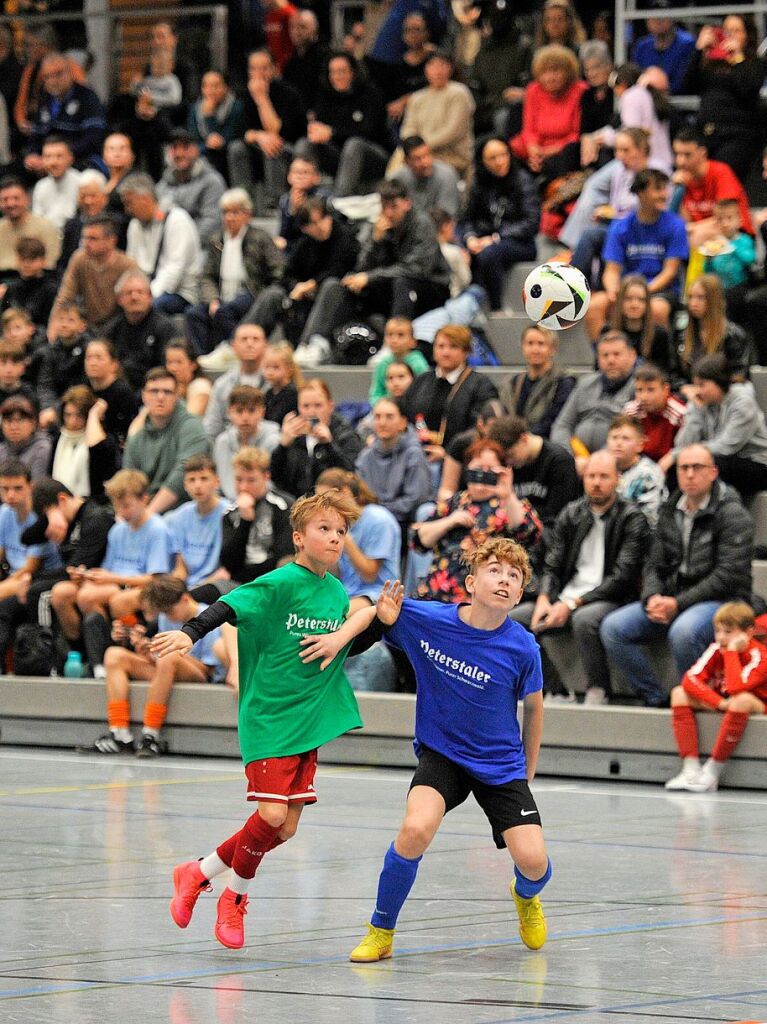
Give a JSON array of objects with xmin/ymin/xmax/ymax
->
[
  {"xmin": 370, "ymin": 842, "xmax": 422, "ymax": 929},
  {"xmin": 514, "ymin": 858, "xmax": 552, "ymax": 899}
]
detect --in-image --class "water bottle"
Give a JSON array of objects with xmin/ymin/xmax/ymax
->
[{"xmin": 63, "ymin": 651, "xmax": 84, "ymax": 679}]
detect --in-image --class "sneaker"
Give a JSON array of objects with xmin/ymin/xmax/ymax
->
[
  {"xmin": 135, "ymin": 733, "xmax": 167, "ymax": 758},
  {"xmin": 684, "ymin": 767, "xmax": 719, "ymax": 793},
  {"xmin": 198, "ymin": 342, "xmax": 236, "ymax": 373},
  {"xmin": 293, "ymin": 334, "xmax": 331, "ymax": 368},
  {"xmin": 544, "ymin": 691, "xmax": 577, "ymax": 704},
  {"xmin": 664, "ymin": 765, "xmax": 701, "ymax": 790},
  {"xmin": 584, "ymin": 686, "xmax": 609, "ymax": 705},
  {"xmin": 82, "ymin": 732, "xmax": 134, "ymax": 755},
  {"xmin": 170, "ymin": 861, "xmax": 212, "ymax": 928},
  {"xmin": 510, "ymin": 878, "xmax": 548, "ymax": 950},
  {"xmin": 215, "ymin": 888, "xmax": 248, "ymax": 949},
  {"xmin": 349, "ymin": 923, "xmax": 395, "ymax": 962},
  {"xmin": 93, "ymin": 664, "xmax": 107, "ymax": 680}
]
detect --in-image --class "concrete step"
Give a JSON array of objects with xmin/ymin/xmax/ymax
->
[{"xmin": 483, "ymin": 312, "xmax": 593, "ymax": 366}]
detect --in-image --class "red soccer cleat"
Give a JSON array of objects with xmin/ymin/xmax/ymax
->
[
  {"xmin": 215, "ymin": 888, "xmax": 249, "ymax": 949},
  {"xmin": 170, "ymin": 861, "xmax": 211, "ymax": 928}
]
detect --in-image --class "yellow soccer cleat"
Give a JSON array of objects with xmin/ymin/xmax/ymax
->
[
  {"xmin": 349, "ymin": 923, "xmax": 395, "ymax": 962},
  {"xmin": 510, "ymin": 878, "xmax": 548, "ymax": 950}
]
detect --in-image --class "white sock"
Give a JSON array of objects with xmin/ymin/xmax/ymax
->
[
  {"xmin": 228, "ymin": 871, "xmax": 251, "ymax": 896},
  {"xmin": 112, "ymin": 727, "xmax": 132, "ymax": 744},
  {"xmin": 683, "ymin": 756, "xmax": 701, "ymax": 775},
  {"xmin": 703, "ymin": 758, "xmax": 726, "ymax": 779},
  {"xmin": 198, "ymin": 852, "xmax": 228, "ymax": 879},
  {"xmin": 142, "ymin": 726, "xmax": 160, "ymax": 739}
]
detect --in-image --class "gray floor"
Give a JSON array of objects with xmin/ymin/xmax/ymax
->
[{"xmin": 1, "ymin": 748, "xmax": 766, "ymax": 1024}]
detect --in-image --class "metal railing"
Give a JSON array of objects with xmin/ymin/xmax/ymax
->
[
  {"xmin": 0, "ymin": 5, "xmax": 228, "ymax": 102},
  {"xmin": 615, "ymin": 1, "xmax": 767, "ymax": 64}
]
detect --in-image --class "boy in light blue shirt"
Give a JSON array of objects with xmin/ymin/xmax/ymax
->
[
  {"xmin": 703, "ymin": 198, "xmax": 755, "ymax": 289},
  {"xmin": 165, "ymin": 455, "xmax": 227, "ymax": 588},
  {"xmin": 75, "ymin": 469, "xmax": 173, "ymax": 676}
]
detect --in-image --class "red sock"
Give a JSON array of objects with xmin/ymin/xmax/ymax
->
[
  {"xmin": 230, "ymin": 812, "xmax": 280, "ymax": 880},
  {"xmin": 217, "ymin": 818, "xmax": 287, "ymax": 868},
  {"xmin": 672, "ymin": 706, "xmax": 699, "ymax": 759},
  {"xmin": 711, "ymin": 710, "xmax": 750, "ymax": 763}
]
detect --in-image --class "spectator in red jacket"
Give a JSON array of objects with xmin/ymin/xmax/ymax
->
[
  {"xmin": 666, "ymin": 601, "xmax": 767, "ymax": 793},
  {"xmin": 511, "ymin": 44, "xmax": 587, "ymax": 184}
]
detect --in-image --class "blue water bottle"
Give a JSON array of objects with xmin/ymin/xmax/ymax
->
[{"xmin": 63, "ymin": 651, "xmax": 84, "ymax": 678}]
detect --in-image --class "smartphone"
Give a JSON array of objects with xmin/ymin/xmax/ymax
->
[
  {"xmin": 708, "ymin": 26, "xmax": 730, "ymax": 61},
  {"xmin": 465, "ymin": 469, "xmax": 499, "ymax": 486}
]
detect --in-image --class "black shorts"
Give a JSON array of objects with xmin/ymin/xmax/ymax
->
[{"xmin": 409, "ymin": 746, "xmax": 542, "ymax": 849}]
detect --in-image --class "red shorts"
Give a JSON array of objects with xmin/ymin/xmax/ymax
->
[{"xmin": 245, "ymin": 750, "xmax": 318, "ymax": 805}]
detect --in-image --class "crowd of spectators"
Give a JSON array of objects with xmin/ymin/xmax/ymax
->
[{"xmin": 3, "ymin": 2, "xmax": 767, "ymax": 745}]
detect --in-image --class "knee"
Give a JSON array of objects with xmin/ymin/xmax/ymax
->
[
  {"xmin": 599, "ymin": 611, "xmax": 621, "ymax": 645},
  {"xmin": 727, "ymin": 692, "xmax": 754, "ymax": 714},
  {"xmin": 51, "ymin": 581, "xmax": 75, "ymax": 608},
  {"xmin": 76, "ymin": 587, "xmax": 97, "ymax": 613},
  {"xmin": 397, "ymin": 817, "xmax": 435, "ymax": 857},
  {"xmin": 258, "ymin": 802, "xmax": 288, "ymax": 828},
  {"xmin": 515, "ymin": 850, "xmax": 549, "ymax": 880},
  {"xmin": 104, "ymin": 646, "xmax": 127, "ymax": 670},
  {"xmin": 670, "ymin": 684, "xmax": 689, "ymax": 707},
  {"xmin": 277, "ymin": 817, "xmax": 299, "ymax": 841}
]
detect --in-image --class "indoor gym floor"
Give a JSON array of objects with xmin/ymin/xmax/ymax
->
[{"xmin": 0, "ymin": 747, "xmax": 765, "ymax": 1024}]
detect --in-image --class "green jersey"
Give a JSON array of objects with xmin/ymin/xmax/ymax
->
[{"xmin": 221, "ymin": 561, "xmax": 363, "ymax": 764}]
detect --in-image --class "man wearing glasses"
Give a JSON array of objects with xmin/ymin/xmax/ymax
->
[
  {"xmin": 123, "ymin": 367, "xmax": 209, "ymax": 515},
  {"xmin": 600, "ymin": 444, "xmax": 754, "ymax": 706}
]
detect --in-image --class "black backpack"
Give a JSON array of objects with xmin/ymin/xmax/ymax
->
[{"xmin": 12, "ymin": 625, "xmax": 56, "ymax": 676}]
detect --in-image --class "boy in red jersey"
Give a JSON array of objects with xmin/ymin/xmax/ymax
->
[
  {"xmin": 666, "ymin": 601, "xmax": 767, "ymax": 792},
  {"xmin": 151, "ymin": 489, "xmax": 403, "ymax": 949},
  {"xmin": 623, "ymin": 364, "xmax": 686, "ymax": 463}
]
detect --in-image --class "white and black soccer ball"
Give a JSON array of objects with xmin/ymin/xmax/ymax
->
[{"xmin": 522, "ymin": 262, "xmax": 591, "ymax": 331}]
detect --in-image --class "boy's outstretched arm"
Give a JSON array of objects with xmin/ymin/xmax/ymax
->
[
  {"xmin": 151, "ymin": 601, "xmax": 237, "ymax": 659},
  {"xmin": 522, "ymin": 690, "xmax": 544, "ymax": 782},
  {"xmin": 300, "ymin": 580, "xmax": 404, "ymax": 670}
]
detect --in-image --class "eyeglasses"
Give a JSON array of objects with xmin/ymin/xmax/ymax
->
[
  {"xmin": 677, "ymin": 463, "xmax": 713, "ymax": 474},
  {"xmin": 144, "ymin": 387, "xmax": 175, "ymax": 397}
]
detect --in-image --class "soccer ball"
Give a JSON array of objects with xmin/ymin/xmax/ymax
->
[{"xmin": 522, "ymin": 262, "xmax": 590, "ymax": 331}]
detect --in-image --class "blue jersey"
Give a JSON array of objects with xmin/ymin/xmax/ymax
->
[
  {"xmin": 338, "ymin": 504, "xmax": 401, "ymax": 603},
  {"xmin": 385, "ymin": 600, "xmax": 543, "ymax": 784},
  {"xmin": 603, "ymin": 210, "xmax": 689, "ymax": 291},
  {"xmin": 0, "ymin": 505, "xmax": 61, "ymax": 572},
  {"xmin": 164, "ymin": 500, "xmax": 225, "ymax": 586},
  {"xmin": 102, "ymin": 514, "xmax": 173, "ymax": 577}
]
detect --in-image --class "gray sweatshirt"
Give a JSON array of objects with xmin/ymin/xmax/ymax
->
[
  {"xmin": 673, "ymin": 383, "xmax": 767, "ymax": 465},
  {"xmin": 551, "ymin": 372, "xmax": 636, "ymax": 453},
  {"xmin": 214, "ymin": 421, "xmax": 280, "ymax": 500},
  {"xmin": 355, "ymin": 427, "xmax": 433, "ymax": 524}
]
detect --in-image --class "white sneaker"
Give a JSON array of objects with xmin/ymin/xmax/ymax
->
[
  {"xmin": 294, "ymin": 335, "xmax": 331, "ymax": 368},
  {"xmin": 198, "ymin": 342, "xmax": 236, "ymax": 373},
  {"xmin": 544, "ymin": 691, "xmax": 577, "ymax": 704},
  {"xmin": 685, "ymin": 767, "xmax": 719, "ymax": 793},
  {"xmin": 584, "ymin": 686, "xmax": 609, "ymax": 705},
  {"xmin": 664, "ymin": 766, "xmax": 701, "ymax": 791}
]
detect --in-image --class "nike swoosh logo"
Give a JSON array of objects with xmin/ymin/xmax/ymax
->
[{"xmin": 520, "ymin": 809, "xmax": 538, "ymax": 816}]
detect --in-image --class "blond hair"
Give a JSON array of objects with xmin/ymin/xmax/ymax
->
[
  {"xmin": 435, "ymin": 323, "xmax": 472, "ymax": 353},
  {"xmin": 264, "ymin": 341, "xmax": 303, "ymax": 388},
  {"xmin": 461, "ymin": 537, "xmax": 532, "ymax": 587},
  {"xmin": 531, "ymin": 43, "xmax": 581, "ymax": 86},
  {"xmin": 232, "ymin": 446, "xmax": 271, "ymax": 473},
  {"xmin": 713, "ymin": 601, "xmax": 755, "ymax": 631},
  {"xmin": 683, "ymin": 274, "xmax": 728, "ymax": 372},
  {"xmin": 104, "ymin": 469, "xmax": 149, "ymax": 501},
  {"xmin": 315, "ymin": 468, "xmax": 378, "ymax": 506},
  {"xmin": 290, "ymin": 489, "xmax": 360, "ymax": 536}
]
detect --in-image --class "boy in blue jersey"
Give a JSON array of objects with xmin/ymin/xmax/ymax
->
[
  {"xmin": 301, "ymin": 537, "xmax": 551, "ymax": 959},
  {"xmin": 86, "ymin": 574, "xmax": 227, "ymax": 756},
  {"xmin": 165, "ymin": 454, "xmax": 229, "ymax": 595},
  {"xmin": 75, "ymin": 469, "xmax": 173, "ymax": 675}
]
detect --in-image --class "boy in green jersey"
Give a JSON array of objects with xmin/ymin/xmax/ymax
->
[{"xmin": 151, "ymin": 490, "xmax": 403, "ymax": 949}]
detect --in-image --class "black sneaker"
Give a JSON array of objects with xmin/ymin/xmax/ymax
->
[
  {"xmin": 135, "ymin": 733, "xmax": 167, "ymax": 758},
  {"xmin": 79, "ymin": 733, "xmax": 135, "ymax": 755}
]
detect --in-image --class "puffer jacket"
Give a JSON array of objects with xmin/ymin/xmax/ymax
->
[
  {"xmin": 541, "ymin": 495, "xmax": 649, "ymax": 606},
  {"xmin": 641, "ymin": 480, "xmax": 753, "ymax": 611}
]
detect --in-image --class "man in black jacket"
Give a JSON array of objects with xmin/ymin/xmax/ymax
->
[
  {"xmin": 297, "ymin": 179, "xmax": 451, "ymax": 364},
  {"xmin": 601, "ymin": 443, "xmax": 755, "ymax": 707},
  {"xmin": 227, "ymin": 49, "xmax": 306, "ymax": 212},
  {"xmin": 101, "ymin": 270, "xmax": 176, "ymax": 391},
  {"xmin": 511, "ymin": 450, "xmax": 649, "ymax": 705},
  {"xmin": 245, "ymin": 197, "xmax": 360, "ymax": 345}
]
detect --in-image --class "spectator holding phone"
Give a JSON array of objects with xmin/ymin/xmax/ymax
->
[{"xmin": 413, "ymin": 438, "xmax": 542, "ymax": 603}]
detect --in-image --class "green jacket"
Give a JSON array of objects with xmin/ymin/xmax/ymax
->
[{"xmin": 123, "ymin": 403, "xmax": 209, "ymax": 502}]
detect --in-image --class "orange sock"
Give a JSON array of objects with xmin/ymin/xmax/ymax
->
[
  {"xmin": 143, "ymin": 702, "xmax": 167, "ymax": 733},
  {"xmin": 108, "ymin": 700, "xmax": 130, "ymax": 731}
]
